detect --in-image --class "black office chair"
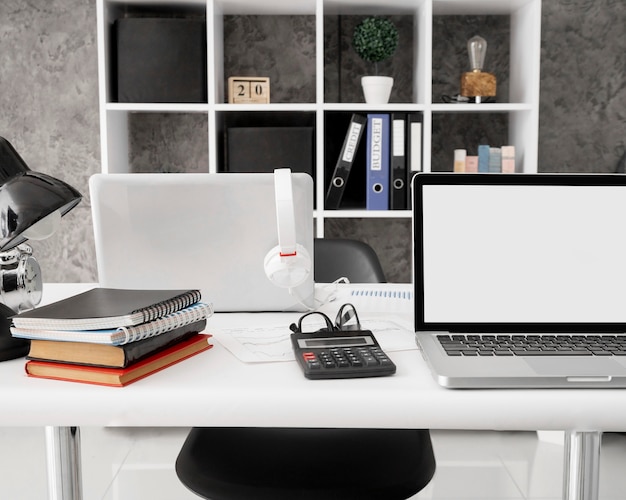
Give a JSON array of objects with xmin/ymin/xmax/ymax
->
[
  {"xmin": 313, "ymin": 238, "xmax": 387, "ymax": 283},
  {"xmin": 175, "ymin": 238, "xmax": 436, "ymax": 500}
]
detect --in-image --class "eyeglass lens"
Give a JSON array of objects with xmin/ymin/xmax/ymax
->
[
  {"xmin": 336, "ymin": 303, "xmax": 361, "ymax": 331},
  {"xmin": 298, "ymin": 312, "xmax": 335, "ymax": 333}
]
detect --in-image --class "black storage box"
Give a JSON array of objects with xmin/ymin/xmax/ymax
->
[
  {"xmin": 115, "ymin": 18, "xmax": 207, "ymax": 103},
  {"xmin": 224, "ymin": 127, "xmax": 314, "ymax": 176}
]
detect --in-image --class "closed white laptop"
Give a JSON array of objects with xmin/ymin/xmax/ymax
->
[
  {"xmin": 89, "ymin": 172, "xmax": 314, "ymax": 312},
  {"xmin": 413, "ymin": 172, "xmax": 626, "ymax": 388}
]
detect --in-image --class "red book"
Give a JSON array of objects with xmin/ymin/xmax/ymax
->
[{"xmin": 25, "ymin": 334, "xmax": 212, "ymax": 387}]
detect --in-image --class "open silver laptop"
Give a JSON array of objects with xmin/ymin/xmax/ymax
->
[
  {"xmin": 90, "ymin": 172, "xmax": 314, "ymax": 312},
  {"xmin": 413, "ymin": 172, "xmax": 626, "ymax": 388}
]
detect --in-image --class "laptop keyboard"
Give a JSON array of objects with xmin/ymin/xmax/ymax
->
[{"xmin": 437, "ymin": 334, "xmax": 626, "ymax": 357}]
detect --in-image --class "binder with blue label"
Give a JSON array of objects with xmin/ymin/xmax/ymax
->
[{"xmin": 366, "ymin": 114, "xmax": 390, "ymax": 210}]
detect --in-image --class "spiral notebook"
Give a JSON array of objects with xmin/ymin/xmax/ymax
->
[
  {"xmin": 12, "ymin": 302, "xmax": 213, "ymax": 345},
  {"xmin": 10, "ymin": 288, "xmax": 202, "ymax": 331}
]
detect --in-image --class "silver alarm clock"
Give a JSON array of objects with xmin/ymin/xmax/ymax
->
[{"xmin": 0, "ymin": 243, "xmax": 42, "ymax": 313}]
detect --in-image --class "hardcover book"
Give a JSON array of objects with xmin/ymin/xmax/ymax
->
[
  {"xmin": 27, "ymin": 319, "xmax": 207, "ymax": 368},
  {"xmin": 25, "ymin": 334, "xmax": 212, "ymax": 387}
]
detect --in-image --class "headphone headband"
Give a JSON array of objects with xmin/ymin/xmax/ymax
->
[
  {"xmin": 274, "ymin": 168, "xmax": 297, "ymax": 256},
  {"xmin": 264, "ymin": 168, "xmax": 311, "ymax": 289}
]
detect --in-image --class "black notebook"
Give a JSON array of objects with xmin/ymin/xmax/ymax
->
[{"xmin": 11, "ymin": 288, "xmax": 201, "ymax": 331}]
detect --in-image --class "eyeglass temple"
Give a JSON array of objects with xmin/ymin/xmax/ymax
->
[
  {"xmin": 293, "ymin": 312, "xmax": 336, "ymax": 333},
  {"xmin": 336, "ymin": 303, "xmax": 360, "ymax": 327}
]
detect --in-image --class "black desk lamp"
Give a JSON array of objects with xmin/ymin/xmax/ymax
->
[{"xmin": 0, "ymin": 136, "xmax": 82, "ymax": 361}]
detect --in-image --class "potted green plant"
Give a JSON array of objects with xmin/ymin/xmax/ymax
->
[{"xmin": 352, "ymin": 16, "xmax": 399, "ymax": 104}]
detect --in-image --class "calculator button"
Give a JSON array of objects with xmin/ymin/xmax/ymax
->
[{"xmin": 362, "ymin": 356, "xmax": 379, "ymax": 366}]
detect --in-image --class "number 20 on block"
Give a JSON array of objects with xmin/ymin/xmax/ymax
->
[{"xmin": 228, "ymin": 77, "xmax": 270, "ymax": 104}]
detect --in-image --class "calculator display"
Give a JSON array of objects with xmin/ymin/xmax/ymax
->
[{"xmin": 298, "ymin": 336, "xmax": 374, "ymax": 348}]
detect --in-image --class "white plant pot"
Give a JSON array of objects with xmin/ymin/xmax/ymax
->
[{"xmin": 361, "ymin": 76, "xmax": 394, "ymax": 104}]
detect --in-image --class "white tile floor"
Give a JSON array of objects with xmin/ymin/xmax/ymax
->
[{"xmin": 2, "ymin": 427, "xmax": 626, "ymax": 499}]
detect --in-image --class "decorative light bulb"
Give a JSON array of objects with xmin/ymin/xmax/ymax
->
[
  {"xmin": 467, "ymin": 35, "xmax": 487, "ymax": 72},
  {"xmin": 21, "ymin": 210, "xmax": 61, "ymax": 240}
]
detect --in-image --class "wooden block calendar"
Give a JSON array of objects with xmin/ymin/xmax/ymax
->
[{"xmin": 228, "ymin": 77, "xmax": 270, "ymax": 104}]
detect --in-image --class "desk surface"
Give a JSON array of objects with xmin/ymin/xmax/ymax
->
[{"xmin": 3, "ymin": 283, "xmax": 626, "ymax": 431}]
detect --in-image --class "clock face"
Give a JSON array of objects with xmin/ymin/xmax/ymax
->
[
  {"xmin": 0, "ymin": 247, "xmax": 43, "ymax": 312},
  {"xmin": 21, "ymin": 255, "xmax": 43, "ymax": 307}
]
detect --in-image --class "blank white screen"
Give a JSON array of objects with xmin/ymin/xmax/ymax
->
[{"xmin": 422, "ymin": 184, "xmax": 626, "ymax": 323}]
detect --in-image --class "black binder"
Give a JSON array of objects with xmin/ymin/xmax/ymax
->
[
  {"xmin": 390, "ymin": 113, "xmax": 407, "ymax": 210},
  {"xmin": 325, "ymin": 114, "xmax": 367, "ymax": 210}
]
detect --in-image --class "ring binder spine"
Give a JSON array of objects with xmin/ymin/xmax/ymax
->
[
  {"xmin": 119, "ymin": 302, "xmax": 213, "ymax": 344},
  {"xmin": 136, "ymin": 290, "xmax": 202, "ymax": 323}
]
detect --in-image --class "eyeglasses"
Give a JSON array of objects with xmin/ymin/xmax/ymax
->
[{"xmin": 289, "ymin": 303, "xmax": 361, "ymax": 334}]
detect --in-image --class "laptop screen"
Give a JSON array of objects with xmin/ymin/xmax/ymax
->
[{"xmin": 413, "ymin": 173, "xmax": 626, "ymax": 332}]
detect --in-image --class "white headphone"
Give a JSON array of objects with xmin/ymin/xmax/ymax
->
[{"xmin": 264, "ymin": 168, "xmax": 312, "ymax": 289}]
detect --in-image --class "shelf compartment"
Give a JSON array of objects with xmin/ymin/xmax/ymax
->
[
  {"xmin": 103, "ymin": 110, "xmax": 209, "ymax": 174},
  {"xmin": 101, "ymin": 1, "xmax": 208, "ymax": 104},
  {"xmin": 213, "ymin": 14, "xmax": 316, "ymax": 105},
  {"xmin": 216, "ymin": 110, "xmax": 316, "ymax": 175},
  {"xmin": 431, "ymin": 14, "xmax": 510, "ymax": 105},
  {"xmin": 324, "ymin": 13, "xmax": 417, "ymax": 105},
  {"xmin": 430, "ymin": 110, "xmax": 537, "ymax": 173},
  {"xmin": 324, "ymin": 110, "xmax": 422, "ymax": 211}
]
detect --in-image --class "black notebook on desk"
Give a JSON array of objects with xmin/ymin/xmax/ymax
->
[
  {"xmin": 11, "ymin": 288, "xmax": 201, "ymax": 330},
  {"xmin": 413, "ymin": 173, "xmax": 626, "ymax": 389}
]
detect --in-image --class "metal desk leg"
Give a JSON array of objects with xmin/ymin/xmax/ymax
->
[
  {"xmin": 563, "ymin": 430, "xmax": 601, "ymax": 500},
  {"xmin": 45, "ymin": 426, "xmax": 83, "ymax": 500}
]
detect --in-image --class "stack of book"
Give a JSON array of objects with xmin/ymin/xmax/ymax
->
[
  {"xmin": 453, "ymin": 144, "xmax": 516, "ymax": 173},
  {"xmin": 325, "ymin": 112, "xmax": 423, "ymax": 211},
  {"xmin": 10, "ymin": 288, "xmax": 214, "ymax": 387}
]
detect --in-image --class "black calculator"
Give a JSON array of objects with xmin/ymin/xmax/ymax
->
[{"xmin": 291, "ymin": 330, "xmax": 396, "ymax": 379}]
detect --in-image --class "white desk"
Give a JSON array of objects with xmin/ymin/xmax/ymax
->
[{"xmin": 3, "ymin": 283, "xmax": 624, "ymax": 500}]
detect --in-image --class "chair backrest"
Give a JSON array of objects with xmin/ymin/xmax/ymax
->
[{"xmin": 314, "ymin": 238, "xmax": 386, "ymax": 284}]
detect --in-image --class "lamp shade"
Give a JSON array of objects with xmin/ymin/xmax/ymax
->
[{"xmin": 0, "ymin": 137, "xmax": 82, "ymax": 251}]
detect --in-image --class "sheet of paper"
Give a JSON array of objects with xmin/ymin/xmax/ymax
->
[{"xmin": 212, "ymin": 316, "xmax": 416, "ymax": 364}]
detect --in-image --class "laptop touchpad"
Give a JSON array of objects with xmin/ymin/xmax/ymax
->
[{"xmin": 525, "ymin": 357, "xmax": 622, "ymax": 376}]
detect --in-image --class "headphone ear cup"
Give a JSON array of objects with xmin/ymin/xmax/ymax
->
[{"xmin": 264, "ymin": 244, "xmax": 311, "ymax": 289}]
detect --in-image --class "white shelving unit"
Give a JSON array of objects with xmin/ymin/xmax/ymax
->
[{"xmin": 96, "ymin": 0, "xmax": 542, "ymax": 237}]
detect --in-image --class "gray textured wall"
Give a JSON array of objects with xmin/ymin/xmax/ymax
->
[{"xmin": 0, "ymin": 0, "xmax": 624, "ymax": 285}]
